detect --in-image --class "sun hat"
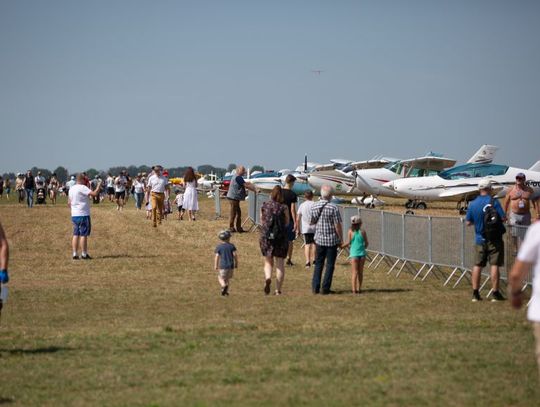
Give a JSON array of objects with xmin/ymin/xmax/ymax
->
[
  {"xmin": 516, "ymin": 172, "xmax": 526, "ymax": 179},
  {"xmin": 351, "ymin": 215, "xmax": 362, "ymax": 225}
]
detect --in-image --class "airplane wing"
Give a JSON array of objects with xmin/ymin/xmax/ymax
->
[
  {"xmin": 400, "ymin": 156, "xmax": 457, "ymax": 171},
  {"xmin": 438, "ymin": 184, "xmax": 504, "ymax": 198},
  {"xmin": 349, "ymin": 160, "xmax": 391, "ymax": 170}
]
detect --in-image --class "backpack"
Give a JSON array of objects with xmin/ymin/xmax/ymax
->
[
  {"xmin": 482, "ymin": 197, "xmax": 505, "ymax": 242},
  {"xmin": 266, "ymin": 210, "xmax": 285, "ymax": 241}
]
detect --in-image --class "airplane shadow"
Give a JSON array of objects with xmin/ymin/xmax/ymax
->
[
  {"xmin": 0, "ymin": 397, "xmax": 14, "ymax": 405},
  {"xmin": 0, "ymin": 346, "xmax": 74, "ymax": 355}
]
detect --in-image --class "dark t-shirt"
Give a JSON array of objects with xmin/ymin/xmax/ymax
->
[
  {"xmin": 282, "ymin": 188, "xmax": 298, "ymax": 223},
  {"xmin": 24, "ymin": 176, "xmax": 35, "ymax": 189},
  {"xmin": 215, "ymin": 242, "xmax": 237, "ymax": 269}
]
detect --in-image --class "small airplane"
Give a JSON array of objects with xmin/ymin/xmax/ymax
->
[
  {"xmin": 352, "ymin": 145, "xmax": 498, "ymax": 207},
  {"xmin": 311, "ymin": 70, "xmax": 324, "ymax": 75},
  {"xmin": 307, "ymin": 157, "xmax": 400, "ymax": 196},
  {"xmin": 197, "ymin": 173, "xmax": 221, "ymax": 190},
  {"xmin": 384, "ymin": 158, "xmax": 540, "ymax": 213}
]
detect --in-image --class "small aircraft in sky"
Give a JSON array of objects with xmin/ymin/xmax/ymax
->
[
  {"xmin": 384, "ymin": 158, "xmax": 540, "ymax": 213},
  {"xmin": 311, "ymin": 69, "xmax": 324, "ymax": 75}
]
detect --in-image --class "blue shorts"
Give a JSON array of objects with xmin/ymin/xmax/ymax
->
[
  {"xmin": 286, "ymin": 223, "xmax": 296, "ymax": 242},
  {"xmin": 72, "ymin": 216, "xmax": 91, "ymax": 237}
]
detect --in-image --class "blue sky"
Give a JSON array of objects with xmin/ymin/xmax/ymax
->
[{"xmin": 1, "ymin": 0, "xmax": 539, "ymax": 173}]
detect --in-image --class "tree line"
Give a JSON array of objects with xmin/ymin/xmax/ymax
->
[{"xmin": 2, "ymin": 163, "xmax": 265, "ymax": 184}]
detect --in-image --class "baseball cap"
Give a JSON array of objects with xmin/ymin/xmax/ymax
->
[
  {"xmin": 478, "ymin": 178, "xmax": 492, "ymax": 190},
  {"xmin": 516, "ymin": 172, "xmax": 526, "ymax": 179},
  {"xmin": 351, "ymin": 215, "xmax": 362, "ymax": 225}
]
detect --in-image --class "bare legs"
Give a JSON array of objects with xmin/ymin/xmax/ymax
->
[
  {"xmin": 263, "ymin": 256, "xmax": 285, "ymax": 294},
  {"xmin": 472, "ymin": 265, "xmax": 500, "ymax": 291},
  {"xmin": 71, "ymin": 236, "xmax": 88, "ymax": 257},
  {"xmin": 304, "ymin": 243, "xmax": 315, "ymax": 266},
  {"xmin": 351, "ymin": 257, "xmax": 365, "ymax": 293}
]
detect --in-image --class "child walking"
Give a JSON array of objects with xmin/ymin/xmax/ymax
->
[
  {"xmin": 214, "ymin": 230, "xmax": 238, "ymax": 296},
  {"xmin": 175, "ymin": 189, "xmax": 185, "ymax": 220},
  {"xmin": 342, "ymin": 216, "xmax": 369, "ymax": 294}
]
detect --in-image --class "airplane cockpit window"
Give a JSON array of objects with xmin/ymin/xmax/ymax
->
[
  {"xmin": 384, "ymin": 161, "xmax": 404, "ymax": 175},
  {"xmin": 439, "ymin": 164, "xmax": 509, "ymax": 180}
]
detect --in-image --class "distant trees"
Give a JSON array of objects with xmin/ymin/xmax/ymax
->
[
  {"xmin": 227, "ymin": 163, "xmax": 237, "ymax": 172},
  {"xmin": 251, "ymin": 165, "xmax": 264, "ymax": 173},
  {"xmin": 53, "ymin": 166, "xmax": 69, "ymax": 183}
]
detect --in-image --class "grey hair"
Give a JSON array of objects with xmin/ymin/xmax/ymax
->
[{"xmin": 320, "ymin": 184, "xmax": 333, "ymax": 200}]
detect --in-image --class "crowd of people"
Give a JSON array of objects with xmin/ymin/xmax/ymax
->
[{"xmin": 2, "ymin": 166, "xmax": 540, "ymax": 374}]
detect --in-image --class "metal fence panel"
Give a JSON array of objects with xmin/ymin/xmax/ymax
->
[
  {"xmin": 431, "ymin": 217, "xmax": 463, "ymax": 268},
  {"xmin": 382, "ymin": 212, "xmax": 403, "ymax": 258},
  {"xmin": 340, "ymin": 206, "xmax": 357, "ymax": 242},
  {"xmin": 255, "ymin": 193, "xmax": 270, "ymax": 225},
  {"xmin": 358, "ymin": 208, "xmax": 382, "ymax": 253},
  {"xmin": 404, "ymin": 215, "xmax": 430, "ymax": 263}
]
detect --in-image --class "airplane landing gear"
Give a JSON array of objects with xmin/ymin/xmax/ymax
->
[
  {"xmin": 457, "ymin": 200, "xmax": 469, "ymax": 215},
  {"xmin": 413, "ymin": 201, "xmax": 427, "ymax": 210},
  {"xmin": 405, "ymin": 199, "xmax": 414, "ymax": 208}
]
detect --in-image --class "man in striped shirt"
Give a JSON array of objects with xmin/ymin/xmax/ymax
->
[{"xmin": 310, "ymin": 184, "xmax": 343, "ymax": 294}]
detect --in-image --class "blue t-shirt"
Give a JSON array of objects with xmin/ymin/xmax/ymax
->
[
  {"xmin": 466, "ymin": 195, "xmax": 506, "ymax": 244},
  {"xmin": 215, "ymin": 242, "xmax": 237, "ymax": 269}
]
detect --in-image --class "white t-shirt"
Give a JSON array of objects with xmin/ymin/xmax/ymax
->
[
  {"xmin": 147, "ymin": 174, "xmax": 168, "ymax": 193},
  {"xmin": 297, "ymin": 200, "xmax": 316, "ymax": 234},
  {"xmin": 133, "ymin": 179, "xmax": 145, "ymax": 194},
  {"xmin": 68, "ymin": 184, "xmax": 92, "ymax": 217},
  {"xmin": 106, "ymin": 176, "xmax": 114, "ymax": 188},
  {"xmin": 175, "ymin": 193, "xmax": 184, "ymax": 206},
  {"xmin": 35, "ymin": 175, "xmax": 45, "ymax": 187},
  {"xmin": 517, "ymin": 222, "xmax": 540, "ymax": 322},
  {"xmin": 114, "ymin": 176, "xmax": 126, "ymax": 192}
]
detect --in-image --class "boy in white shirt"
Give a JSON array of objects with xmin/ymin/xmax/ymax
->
[{"xmin": 175, "ymin": 189, "xmax": 185, "ymax": 220}]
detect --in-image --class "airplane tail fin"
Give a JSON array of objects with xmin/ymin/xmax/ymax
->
[
  {"xmin": 467, "ymin": 145, "xmax": 498, "ymax": 164},
  {"xmin": 529, "ymin": 160, "xmax": 540, "ymax": 172}
]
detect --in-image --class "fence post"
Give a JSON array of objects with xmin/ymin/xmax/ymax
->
[
  {"xmin": 428, "ymin": 216, "xmax": 432, "ymax": 264},
  {"xmin": 381, "ymin": 210, "xmax": 385, "ymax": 255},
  {"xmin": 460, "ymin": 217, "xmax": 465, "ymax": 268},
  {"xmin": 401, "ymin": 213, "xmax": 405, "ymax": 259}
]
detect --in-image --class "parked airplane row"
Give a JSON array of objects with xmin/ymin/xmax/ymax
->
[{"xmin": 237, "ymin": 145, "xmax": 540, "ymax": 213}]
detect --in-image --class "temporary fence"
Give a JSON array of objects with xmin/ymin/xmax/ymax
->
[{"xmin": 214, "ymin": 191, "xmax": 533, "ymax": 296}]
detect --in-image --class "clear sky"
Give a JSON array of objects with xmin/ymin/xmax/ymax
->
[{"xmin": 1, "ymin": 0, "xmax": 539, "ymax": 174}]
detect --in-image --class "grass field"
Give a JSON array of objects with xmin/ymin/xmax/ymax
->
[{"xmin": 0, "ymin": 195, "xmax": 538, "ymax": 406}]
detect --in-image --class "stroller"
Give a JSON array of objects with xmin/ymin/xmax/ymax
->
[{"xmin": 36, "ymin": 187, "xmax": 46, "ymax": 204}]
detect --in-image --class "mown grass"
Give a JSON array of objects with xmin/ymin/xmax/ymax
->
[{"xmin": 0, "ymin": 196, "xmax": 538, "ymax": 406}]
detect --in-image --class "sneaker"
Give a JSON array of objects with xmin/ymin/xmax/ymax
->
[
  {"xmin": 491, "ymin": 291, "xmax": 505, "ymax": 302},
  {"xmin": 286, "ymin": 259, "xmax": 294, "ymax": 266},
  {"xmin": 471, "ymin": 292, "xmax": 482, "ymax": 302},
  {"xmin": 274, "ymin": 290, "xmax": 282, "ymax": 296},
  {"xmin": 221, "ymin": 286, "xmax": 229, "ymax": 296},
  {"xmin": 305, "ymin": 262, "xmax": 311, "ymax": 268},
  {"xmin": 72, "ymin": 255, "xmax": 80, "ymax": 260},
  {"xmin": 81, "ymin": 254, "xmax": 92, "ymax": 260},
  {"xmin": 264, "ymin": 279, "xmax": 271, "ymax": 295}
]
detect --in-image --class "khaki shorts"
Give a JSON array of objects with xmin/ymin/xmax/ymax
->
[
  {"xmin": 219, "ymin": 269, "xmax": 234, "ymax": 280},
  {"xmin": 475, "ymin": 241, "xmax": 504, "ymax": 267},
  {"xmin": 509, "ymin": 212, "xmax": 531, "ymax": 238}
]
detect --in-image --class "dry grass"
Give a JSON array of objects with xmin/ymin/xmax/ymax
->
[{"xmin": 0, "ymin": 195, "xmax": 538, "ymax": 406}]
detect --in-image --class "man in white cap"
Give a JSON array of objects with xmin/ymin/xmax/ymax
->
[{"xmin": 466, "ymin": 178, "xmax": 507, "ymax": 302}]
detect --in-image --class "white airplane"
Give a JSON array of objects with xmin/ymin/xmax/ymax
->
[
  {"xmin": 307, "ymin": 157, "xmax": 398, "ymax": 196},
  {"xmin": 352, "ymin": 145, "xmax": 499, "ymax": 206},
  {"xmin": 384, "ymin": 160, "xmax": 540, "ymax": 213},
  {"xmin": 197, "ymin": 173, "xmax": 221, "ymax": 190}
]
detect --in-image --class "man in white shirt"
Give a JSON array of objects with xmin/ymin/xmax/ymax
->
[
  {"xmin": 114, "ymin": 171, "xmax": 127, "ymax": 211},
  {"xmin": 509, "ymin": 222, "xmax": 540, "ymax": 375},
  {"xmin": 68, "ymin": 174, "xmax": 101, "ymax": 260},
  {"xmin": 146, "ymin": 165, "xmax": 169, "ymax": 227},
  {"xmin": 106, "ymin": 173, "xmax": 115, "ymax": 202}
]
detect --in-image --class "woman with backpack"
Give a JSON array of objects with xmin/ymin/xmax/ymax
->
[{"xmin": 259, "ymin": 185, "xmax": 289, "ymax": 295}]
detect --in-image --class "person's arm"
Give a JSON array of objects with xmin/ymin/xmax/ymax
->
[
  {"xmin": 0, "ymin": 221, "xmax": 9, "ymax": 272},
  {"xmin": 88, "ymin": 180, "xmax": 102, "ymax": 198},
  {"xmin": 284, "ymin": 206, "xmax": 290, "ymax": 226},
  {"xmin": 214, "ymin": 253, "xmax": 220, "ymax": 271},
  {"xmin": 495, "ymin": 200, "xmax": 507, "ymax": 222},
  {"xmin": 335, "ymin": 222, "xmax": 343, "ymax": 244},
  {"xmin": 503, "ymin": 189, "xmax": 511, "ymax": 216},
  {"xmin": 233, "ymin": 251, "xmax": 238, "ymax": 269},
  {"xmin": 297, "ymin": 213, "xmax": 303, "ymax": 234},
  {"xmin": 509, "ymin": 259, "xmax": 531, "ymax": 309},
  {"xmin": 342, "ymin": 230, "xmax": 352, "ymax": 249},
  {"xmin": 291, "ymin": 202, "xmax": 298, "ymax": 230},
  {"xmin": 362, "ymin": 230, "xmax": 369, "ymax": 249}
]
